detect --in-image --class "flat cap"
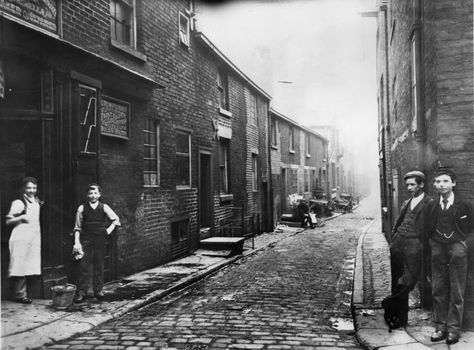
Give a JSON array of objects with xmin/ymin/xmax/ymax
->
[{"xmin": 404, "ymin": 170, "xmax": 425, "ymax": 181}]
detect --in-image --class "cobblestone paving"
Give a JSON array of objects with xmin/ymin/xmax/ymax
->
[{"xmin": 46, "ymin": 213, "xmax": 372, "ymax": 350}]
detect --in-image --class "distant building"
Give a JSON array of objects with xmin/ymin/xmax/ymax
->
[
  {"xmin": 269, "ymin": 109, "xmax": 328, "ymax": 224},
  {"xmin": 309, "ymin": 125, "xmax": 344, "ymax": 196},
  {"xmin": 376, "ymin": 0, "xmax": 473, "ymax": 323}
]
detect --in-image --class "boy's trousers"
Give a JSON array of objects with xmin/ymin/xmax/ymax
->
[
  {"xmin": 430, "ymin": 239, "xmax": 467, "ymax": 334},
  {"xmin": 76, "ymin": 235, "xmax": 105, "ymax": 294}
]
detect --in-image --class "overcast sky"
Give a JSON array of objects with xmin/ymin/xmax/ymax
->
[{"xmin": 195, "ymin": 0, "xmax": 379, "ymax": 181}]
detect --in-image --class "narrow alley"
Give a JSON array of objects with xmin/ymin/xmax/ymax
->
[{"xmin": 45, "ymin": 202, "xmax": 378, "ymax": 350}]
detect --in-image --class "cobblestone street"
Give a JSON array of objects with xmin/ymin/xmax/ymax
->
[{"xmin": 46, "ymin": 208, "xmax": 377, "ymax": 350}]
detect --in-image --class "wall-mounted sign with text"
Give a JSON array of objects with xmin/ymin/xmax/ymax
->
[
  {"xmin": 0, "ymin": 0, "xmax": 59, "ymax": 35},
  {"xmin": 100, "ymin": 96, "xmax": 130, "ymax": 140}
]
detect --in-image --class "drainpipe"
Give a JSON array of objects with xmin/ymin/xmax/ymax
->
[{"xmin": 413, "ymin": 0, "xmax": 425, "ymax": 170}]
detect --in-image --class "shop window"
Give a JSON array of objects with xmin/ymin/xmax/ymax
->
[
  {"xmin": 179, "ymin": 12, "xmax": 190, "ymax": 47},
  {"xmin": 219, "ymin": 138, "xmax": 230, "ymax": 194},
  {"xmin": 171, "ymin": 218, "xmax": 189, "ymax": 243},
  {"xmin": 110, "ymin": 0, "xmax": 136, "ymax": 48},
  {"xmin": 143, "ymin": 119, "xmax": 159, "ymax": 186},
  {"xmin": 79, "ymin": 85, "xmax": 97, "ymax": 154},
  {"xmin": 217, "ymin": 68, "xmax": 229, "ymax": 111},
  {"xmin": 176, "ymin": 130, "xmax": 191, "ymax": 188},
  {"xmin": 251, "ymin": 154, "xmax": 258, "ymax": 192}
]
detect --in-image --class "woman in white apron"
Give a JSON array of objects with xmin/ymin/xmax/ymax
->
[{"xmin": 6, "ymin": 177, "xmax": 42, "ymax": 304}]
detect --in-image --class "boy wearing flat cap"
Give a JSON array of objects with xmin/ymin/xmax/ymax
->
[
  {"xmin": 390, "ymin": 170, "xmax": 433, "ymax": 327},
  {"xmin": 425, "ymin": 168, "xmax": 474, "ymax": 345}
]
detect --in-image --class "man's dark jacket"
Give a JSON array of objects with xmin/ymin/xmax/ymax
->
[
  {"xmin": 425, "ymin": 195, "xmax": 474, "ymax": 244},
  {"xmin": 393, "ymin": 195, "xmax": 433, "ymax": 240}
]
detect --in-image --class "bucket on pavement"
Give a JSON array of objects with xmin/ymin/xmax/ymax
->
[{"xmin": 51, "ymin": 284, "xmax": 76, "ymax": 309}]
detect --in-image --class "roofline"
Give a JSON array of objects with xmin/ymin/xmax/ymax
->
[
  {"xmin": 269, "ymin": 108, "xmax": 329, "ymax": 143},
  {"xmin": 194, "ymin": 32, "xmax": 272, "ymax": 101}
]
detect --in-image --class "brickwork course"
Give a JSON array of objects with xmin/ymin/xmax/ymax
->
[{"xmin": 45, "ymin": 212, "xmax": 372, "ymax": 350}]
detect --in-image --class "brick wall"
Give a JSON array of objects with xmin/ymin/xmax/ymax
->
[{"xmin": 380, "ymin": 0, "xmax": 474, "ymax": 325}]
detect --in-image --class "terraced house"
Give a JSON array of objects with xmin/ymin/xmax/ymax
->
[
  {"xmin": 0, "ymin": 0, "xmax": 271, "ymax": 299},
  {"xmin": 269, "ymin": 109, "xmax": 328, "ymax": 225}
]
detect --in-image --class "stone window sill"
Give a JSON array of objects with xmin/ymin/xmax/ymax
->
[
  {"xmin": 111, "ymin": 39, "xmax": 147, "ymax": 62},
  {"xmin": 219, "ymin": 194, "xmax": 233, "ymax": 203},
  {"xmin": 218, "ymin": 107, "xmax": 232, "ymax": 118}
]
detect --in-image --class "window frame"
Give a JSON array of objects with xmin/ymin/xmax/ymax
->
[
  {"xmin": 305, "ymin": 133, "xmax": 311, "ymax": 157},
  {"xmin": 176, "ymin": 130, "xmax": 191, "ymax": 189},
  {"xmin": 171, "ymin": 218, "xmax": 190, "ymax": 243},
  {"xmin": 251, "ymin": 154, "xmax": 258, "ymax": 192},
  {"xmin": 178, "ymin": 12, "xmax": 190, "ymax": 47},
  {"xmin": 304, "ymin": 169, "xmax": 310, "ymax": 192},
  {"xmin": 249, "ymin": 93, "xmax": 257, "ymax": 126},
  {"xmin": 271, "ymin": 118, "xmax": 278, "ymax": 148},
  {"xmin": 143, "ymin": 119, "xmax": 160, "ymax": 187},
  {"xmin": 110, "ymin": 0, "xmax": 136, "ymax": 49},
  {"xmin": 289, "ymin": 126, "xmax": 295, "ymax": 152},
  {"xmin": 217, "ymin": 68, "xmax": 229, "ymax": 111},
  {"xmin": 219, "ymin": 138, "xmax": 230, "ymax": 194}
]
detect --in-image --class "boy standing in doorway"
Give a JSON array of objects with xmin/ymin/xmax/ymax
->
[
  {"xmin": 426, "ymin": 168, "xmax": 473, "ymax": 345},
  {"xmin": 72, "ymin": 183, "xmax": 120, "ymax": 303},
  {"xmin": 390, "ymin": 170, "xmax": 432, "ymax": 328}
]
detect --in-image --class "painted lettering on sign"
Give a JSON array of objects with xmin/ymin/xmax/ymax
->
[
  {"xmin": 100, "ymin": 97, "xmax": 130, "ymax": 139},
  {"xmin": 0, "ymin": 0, "xmax": 58, "ymax": 34}
]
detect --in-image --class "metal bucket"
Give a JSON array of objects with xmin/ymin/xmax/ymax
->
[{"xmin": 51, "ymin": 284, "xmax": 76, "ymax": 309}]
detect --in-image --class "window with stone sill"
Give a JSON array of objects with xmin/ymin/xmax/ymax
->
[
  {"xmin": 271, "ymin": 119, "xmax": 278, "ymax": 147},
  {"xmin": 219, "ymin": 138, "xmax": 230, "ymax": 194},
  {"xmin": 289, "ymin": 126, "xmax": 295, "ymax": 152},
  {"xmin": 217, "ymin": 68, "xmax": 229, "ymax": 111},
  {"xmin": 176, "ymin": 130, "xmax": 191, "ymax": 188},
  {"xmin": 179, "ymin": 12, "xmax": 190, "ymax": 47}
]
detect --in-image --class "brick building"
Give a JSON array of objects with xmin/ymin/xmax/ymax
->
[
  {"xmin": 0, "ymin": 0, "xmax": 270, "ymax": 299},
  {"xmin": 310, "ymin": 125, "xmax": 345, "ymax": 198},
  {"xmin": 269, "ymin": 109, "xmax": 328, "ymax": 225},
  {"xmin": 375, "ymin": 0, "xmax": 473, "ymax": 324}
]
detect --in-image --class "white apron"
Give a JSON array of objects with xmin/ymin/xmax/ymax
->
[{"xmin": 8, "ymin": 198, "xmax": 42, "ymax": 276}]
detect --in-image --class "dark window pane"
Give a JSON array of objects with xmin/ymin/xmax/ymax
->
[
  {"xmin": 176, "ymin": 133, "xmax": 189, "ymax": 154},
  {"xmin": 176, "ymin": 155, "xmax": 190, "ymax": 186}
]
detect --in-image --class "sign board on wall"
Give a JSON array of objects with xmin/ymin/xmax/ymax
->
[
  {"xmin": 100, "ymin": 96, "xmax": 130, "ymax": 140},
  {"xmin": 0, "ymin": 0, "xmax": 59, "ymax": 34}
]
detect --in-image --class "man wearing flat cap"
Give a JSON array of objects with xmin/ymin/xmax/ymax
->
[{"xmin": 389, "ymin": 170, "xmax": 433, "ymax": 327}]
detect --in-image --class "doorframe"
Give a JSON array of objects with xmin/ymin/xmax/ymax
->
[{"xmin": 198, "ymin": 147, "xmax": 214, "ymax": 234}]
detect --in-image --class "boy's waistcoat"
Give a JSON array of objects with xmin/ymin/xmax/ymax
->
[
  {"xmin": 82, "ymin": 202, "xmax": 109, "ymax": 236},
  {"xmin": 426, "ymin": 196, "xmax": 474, "ymax": 241}
]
